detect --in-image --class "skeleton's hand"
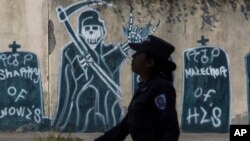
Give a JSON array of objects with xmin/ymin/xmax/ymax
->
[
  {"xmin": 125, "ymin": 11, "xmax": 160, "ymax": 43},
  {"xmin": 127, "ymin": 27, "xmax": 144, "ymax": 43},
  {"xmin": 126, "ymin": 12, "xmax": 146, "ymax": 43},
  {"xmin": 120, "ymin": 11, "xmax": 160, "ymax": 52},
  {"xmin": 76, "ymin": 54, "xmax": 93, "ymax": 80}
]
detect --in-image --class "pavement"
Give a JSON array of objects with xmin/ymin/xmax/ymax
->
[{"xmin": 0, "ymin": 132, "xmax": 229, "ymax": 141}]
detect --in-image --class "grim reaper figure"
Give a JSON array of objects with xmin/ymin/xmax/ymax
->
[{"xmin": 52, "ymin": 3, "xmax": 158, "ymax": 132}]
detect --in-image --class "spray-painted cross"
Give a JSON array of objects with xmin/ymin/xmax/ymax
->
[
  {"xmin": 9, "ymin": 41, "xmax": 21, "ymax": 53},
  {"xmin": 197, "ymin": 35, "xmax": 209, "ymax": 46}
]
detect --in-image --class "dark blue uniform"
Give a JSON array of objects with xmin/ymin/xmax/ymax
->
[{"xmin": 95, "ymin": 74, "xmax": 180, "ymax": 141}]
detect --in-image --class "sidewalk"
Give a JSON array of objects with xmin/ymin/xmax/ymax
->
[{"xmin": 0, "ymin": 132, "xmax": 229, "ymax": 141}]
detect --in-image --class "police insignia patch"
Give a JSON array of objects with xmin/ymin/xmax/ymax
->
[{"xmin": 154, "ymin": 94, "xmax": 166, "ymax": 110}]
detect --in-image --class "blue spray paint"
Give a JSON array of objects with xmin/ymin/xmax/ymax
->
[
  {"xmin": 0, "ymin": 41, "xmax": 48, "ymax": 131},
  {"xmin": 52, "ymin": 0, "xmax": 159, "ymax": 132},
  {"xmin": 244, "ymin": 53, "xmax": 250, "ymax": 124},
  {"xmin": 181, "ymin": 36, "xmax": 230, "ymax": 132}
]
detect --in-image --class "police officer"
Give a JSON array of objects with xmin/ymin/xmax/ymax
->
[{"xmin": 94, "ymin": 35, "xmax": 180, "ymax": 141}]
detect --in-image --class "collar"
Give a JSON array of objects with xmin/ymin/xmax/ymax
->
[{"xmin": 138, "ymin": 74, "xmax": 162, "ymax": 92}]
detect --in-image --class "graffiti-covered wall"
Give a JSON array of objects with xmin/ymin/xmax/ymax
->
[
  {"xmin": 1, "ymin": 0, "xmax": 250, "ymax": 133},
  {"xmin": 0, "ymin": 0, "xmax": 49, "ymax": 131},
  {"xmin": 182, "ymin": 42, "xmax": 230, "ymax": 132}
]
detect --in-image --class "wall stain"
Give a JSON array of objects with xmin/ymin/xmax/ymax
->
[
  {"xmin": 48, "ymin": 19, "xmax": 56, "ymax": 55},
  {"xmin": 165, "ymin": 0, "xmax": 199, "ymax": 32},
  {"xmin": 241, "ymin": 0, "xmax": 250, "ymax": 20},
  {"xmin": 231, "ymin": 112, "xmax": 248, "ymax": 124},
  {"xmin": 229, "ymin": 0, "xmax": 237, "ymax": 11},
  {"xmin": 200, "ymin": 0, "xmax": 223, "ymax": 31},
  {"xmin": 107, "ymin": 0, "xmax": 250, "ymax": 33}
]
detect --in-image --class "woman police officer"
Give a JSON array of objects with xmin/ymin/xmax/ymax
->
[{"xmin": 94, "ymin": 35, "xmax": 180, "ymax": 141}]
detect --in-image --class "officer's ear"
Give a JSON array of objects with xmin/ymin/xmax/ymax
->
[{"xmin": 145, "ymin": 58, "xmax": 155, "ymax": 68}]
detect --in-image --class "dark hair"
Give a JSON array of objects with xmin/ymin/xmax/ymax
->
[{"xmin": 145, "ymin": 51, "xmax": 175, "ymax": 83}]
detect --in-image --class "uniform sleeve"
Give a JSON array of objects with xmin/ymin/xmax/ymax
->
[
  {"xmin": 153, "ymin": 84, "xmax": 180, "ymax": 141},
  {"xmin": 94, "ymin": 114, "xmax": 129, "ymax": 141}
]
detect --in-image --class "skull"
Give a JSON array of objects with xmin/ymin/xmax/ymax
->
[{"xmin": 80, "ymin": 25, "xmax": 103, "ymax": 49}]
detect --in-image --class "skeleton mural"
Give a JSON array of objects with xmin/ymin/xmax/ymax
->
[{"xmin": 52, "ymin": 0, "xmax": 159, "ymax": 132}]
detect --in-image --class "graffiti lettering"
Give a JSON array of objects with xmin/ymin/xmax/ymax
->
[
  {"xmin": 0, "ymin": 67, "xmax": 40, "ymax": 83},
  {"xmin": 0, "ymin": 106, "xmax": 41, "ymax": 124},
  {"xmin": 182, "ymin": 46, "xmax": 229, "ymax": 132},
  {"xmin": 194, "ymin": 88, "xmax": 216, "ymax": 102},
  {"xmin": 23, "ymin": 54, "xmax": 33, "ymax": 65},
  {"xmin": 211, "ymin": 107, "xmax": 222, "ymax": 127},
  {"xmin": 7, "ymin": 87, "xmax": 28, "ymax": 102},
  {"xmin": 0, "ymin": 53, "xmax": 33, "ymax": 67},
  {"xmin": 185, "ymin": 66, "xmax": 228, "ymax": 78},
  {"xmin": 186, "ymin": 106, "xmax": 222, "ymax": 127},
  {"xmin": 186, "ymin": 107, "xmax": 199, "ymax": 124},
  {"xmin": 0, "ymin": 42, "xmax": 46, "ymax": 131},
  {"xmin": 186, "ymin": 48, "xmax": 220, "ymax": 63}
]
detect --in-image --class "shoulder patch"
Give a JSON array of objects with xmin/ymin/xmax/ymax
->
[{"xmin": 154, "ymin": 94, "xmax": 166, "ymax": 110}]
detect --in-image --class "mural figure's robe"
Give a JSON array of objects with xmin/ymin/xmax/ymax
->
[{"xmin": 53, "ymin": 41, "xmax": 127, "ymax": 132}]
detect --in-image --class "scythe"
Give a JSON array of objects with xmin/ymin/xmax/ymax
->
[{"xmin": 56, "ymin": 0, "xmax": 121, "ymax": 97}]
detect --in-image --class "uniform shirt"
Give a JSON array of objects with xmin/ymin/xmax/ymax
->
[{"xmin": 95, "ymin": 74, "xmax": 180, "ymax": 141}]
